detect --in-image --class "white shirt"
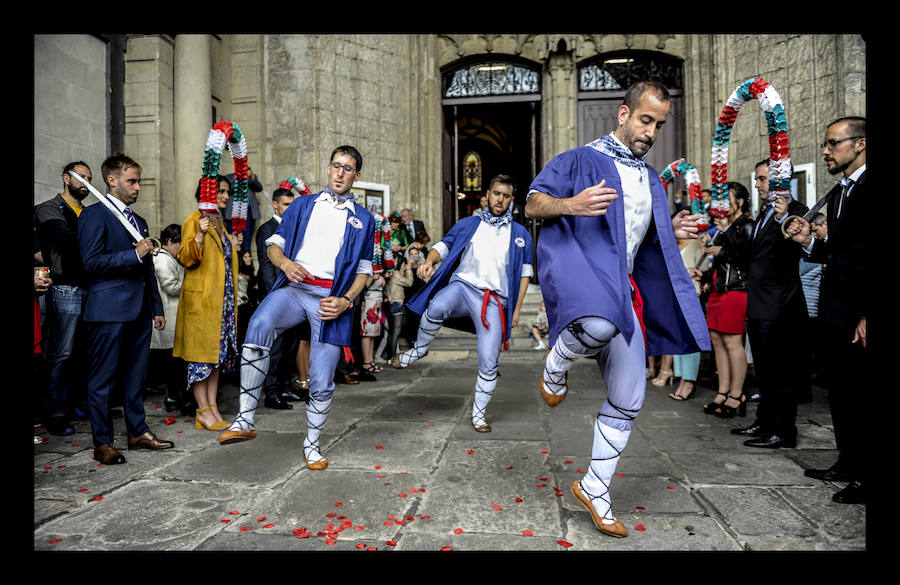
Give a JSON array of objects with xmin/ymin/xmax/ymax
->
[
  {"xmin": 432, "ymin": 220, "xmax": 534, "ymax": 298},
  {"xmin": 105, "ymin": 193, "xmax": 143, "ymax": 261},
  {"xmin": 607, "ymin": 134, "xmax": 654, "ymax": 273},
  {"xmin": 266, "ymin": 192, "xmax": 372, "ymax": 279}
]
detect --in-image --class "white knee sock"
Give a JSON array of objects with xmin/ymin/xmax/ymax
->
[
  {"xmin": 579, "ymin": 418, "xmax": 631, "ymax": 523},
  {"xmin": 304, "ymin": 396, "xmax": 332, "ymax": 463},
  {"xmin": 229, "ymin": 344, "xmax": 269, "ymax": 431},
  {"xmin": 471, "ymin": 370, "xmax": 498, "ymax": 427},
  {"xmin": 398, "ymin": 311, "xmax": 442, "ymax": 368}
]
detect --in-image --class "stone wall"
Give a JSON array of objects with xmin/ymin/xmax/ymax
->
[{"xmin": 34, "ymin": 34, "xmax": 109, "ymax": 205}]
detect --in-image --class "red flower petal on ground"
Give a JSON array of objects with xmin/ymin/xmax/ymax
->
[
  {"xmin": 374, "ymin": 465, "xmax": 382, "ymax": 469},
  {"xmin": 221, "ymin": 519, "xmax": 231, "ymax": 524},
  {"xmin": 383, "ymin": 521, "xmax": 394, "ymax": 526},
  {"xmin": 577, "ymin": 469, "xmax": 585, "ymax": 473},
  {"xmin": 397, "ymin": 493, "xmax": 407, "ymax": 497},
  {"xmin": 505, "ymin": 466, "xmax": 514, "ymax": 470},
  {"xmin": 92, "ymin": 496, "xmax": 103, "ymax": 501},
  {"xmin": 263, "ymin": 523, "xmax": 274, "ymax": 529},
  {"xmin": 401, "ymin": 471, "xmax": 408, "ymax": 474},
  {"xmin": 540, "ymin": 477, "xmax": 548, "ymax": 481},
  {"xmin": 440, "ymin": 546, "xmax": 452, "ymax": 551},
  {"xmin": 239, "ymin": 526, "xmax": 250, "ymax": 532},
  {"xmin": 229, "ymin": 510, "xmax": 240, "ymax": 515},
  {"xmin": 634, "ymin": 524, "xmax": 646, "ymax": 531},
  {"xmin": 420, "ymin": 516, "xmax": 431, "ymax": 520},
  {"xmin": 334, "ymin": 502, "xmax": 344, "ymax": 506},
  {"xmin": 177, "ymin": 430, "xmax": 183, "ymax": 434},
  {"xmin": 355, "ymin": 525, "xmax": 364, "ymax": 531},
  {"xmin": 48, "ymin": 538, "xmax": 62, "ymax": 544},
  {"xmin": 77, "ymin": 488, "xmax": 87, "ymax": 493},
  {"xmin": 554, "ymin": 492, "xmax": 564, "ymax": 497},
  {"xmin": 666, "ymin": 485, "xmax": 675, "ymax": 489},
  {"xmin": 616, "ymin": 473, "xmax": 625, "ymax": 477},
  {"xmin": 356, "ymin": 543, "xmax": 367, "ymax": 550},
  {"xmin": 377, "ymin": 474, "xmax": 387, "ymax": 478},
  {"xmin": 375, "ymin": 445, "xmax": 384, "ymax": 450},
  {"xmin": 453, "ymin": 528, "xmax": 464, "ymax": 535},
  {"xmin": 428, "ymin": 424, "xmax": 434, "ymax": 427},
  {"xmin": 418, "ymin": 488, "xmax": 426, "ymax": 493},
  {"xmin": 635, "ymin": 506, "xmax": 646, "ymax": 510},
  {"xmin": 71, "ymin": 444, "xmax": 78, "ymax": 447},
  {"xmin": 522, "ymin": 530, "xmax": 533, "ymax": 536},
  {"xmin": 405, "ymin": 516, "xmax": 415, "ymax": 521},
  {"xmin": 164, "ymin": 417, "xmax": 176, "ymax": 425},
  {"xmin": 466, "ymin": 449, "xmax": 474, "ymax": 455},
  {"xmin": 43, "ymin": 466, "xmax": 52, "ymax": 470},
  {"xmin": 325, "ymin": 537, "xmax": 336, "ymax": 546},
  {"xmin": 492, "ymin": 504, "xmax": 503, "ymax": 511},
  {"xmin": 256, "ymin": 517, "xmax": 266, "ymax": 522},
  {"xmin": 88, "ymin": 469, "xmax": 96, "ymax": 473},
  {"xmin": 326, "ymin": 513, "xmax": 336, "ymax": 519},
  {"xmin": 557, "ymin": 540, "xmax": 573, "ymax": 548},
  {"xmin": 367, "ymin": 546, "xmax": 376, "ymax": 551},
  {"xmin": 515, "ymin": 497, "xmax": 523, "ymax": 503},
  {"xmin": 536, "ymin": 484, "xmax": 545, "ymax": 488},
  {"xmin": 541, "ymin": 449, "xmax": 548, "ymax": 454},
  {"xmin": 291, "ymin": 528, "xmax": 304, "ymax": 535},
  {"xmin": 57, "ymin": 465, "xmax": 65, "ymax": 469},
  {"xmin": 565, "ymin": 460, "xmax": 573, "ymax": 464},
  {"xmin": 385, "ymin": 540, "xmax": 397, "ymax": 546},
  {"xmin": 388, "ymin": 514, "xmax": 398, "ymax": 520}
]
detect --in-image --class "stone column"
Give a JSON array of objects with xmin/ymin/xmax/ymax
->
[
  {"xmin": 174, "ymin": 34, "xmax": 211, "ymax": 224},
  {"xmin": 543, "ymin": 49, "xmax": 577, "ymax": 165}
]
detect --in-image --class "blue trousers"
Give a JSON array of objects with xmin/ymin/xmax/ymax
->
[
  {"xmin": 244, "ymin": 282, "xmax": 340, "ymax": 401},
  {"xmin": 673, "ymin": 352, "xmax": 700, "ymax": 382},
  {"xmin": 44, "ymin": 285, "xmax": 86, "ymax": 418}
]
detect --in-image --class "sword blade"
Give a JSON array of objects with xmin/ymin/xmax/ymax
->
[{"xmin": 67, "ymin": 170, "xmax": 144, "ymax": 243}]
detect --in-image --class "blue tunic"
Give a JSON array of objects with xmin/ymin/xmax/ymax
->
[
  {"xmin": 269, "ymin": 192, "xmax": 375, "ymax": 347},
  {"xmin": 405, "ymin": 215, "xmax": 533, "ymax": 344},
  {"xmin": 529, "ymin": 146, "xmax": 710, "ymax": 355}
]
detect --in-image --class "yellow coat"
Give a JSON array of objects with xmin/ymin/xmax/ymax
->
[{"xmin": 172, "ymin": 211, "xmax": 239, "ymax": 364}]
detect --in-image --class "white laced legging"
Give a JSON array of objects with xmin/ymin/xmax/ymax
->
[
  {"xmin": 303, "ymin": 396, "xmax": 332, "ymax": 463},
  {"xmin": 397, "ymin": 311, "xmax": 442, "ymax": 368},
  {"xmin": 471, "ymin": 370, "xmax": 498, "ymax": 427},
  {"xmin": 543, "ymin": 318, "xmax": 616, "ymax": 396},
  {"xmin": 229, "ymin": 344, "xmax": 269, "ymax": 431}
]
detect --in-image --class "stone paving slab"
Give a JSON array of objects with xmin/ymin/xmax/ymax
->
[{"xmin": 325, "ymin": 420, "xmax": 456, "ymax": 473}]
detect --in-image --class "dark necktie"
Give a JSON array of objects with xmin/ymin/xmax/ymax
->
[
  {"xmin": 123, "ymin": 206, "xmax": 139, "ymax": 230},
  {"xmin": 754, "ymin": 205, "xmax": 773, "ymax": 239}
]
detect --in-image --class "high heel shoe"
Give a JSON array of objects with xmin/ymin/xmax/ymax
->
[
  {"xmin": 195, "ymin": 407, "xmax": 230, "ymax": 431},
  {"xmin": 703, "ymin": 391, "xmax": 729, "ymax": 414},
  {"xmin": 714, "ymin": 394, "xmax": 747, "ymax": 418},
  {"xmin": 650, "ymin": 369, "xmax": 674, "ymax": 387},
  {"xmin": 668, "ymin": 382, "xmax": 695, "ymax": 401}
]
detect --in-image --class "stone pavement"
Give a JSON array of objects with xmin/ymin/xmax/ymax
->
[{"xmin": 33, "ymin": 350, "xmax": 866, "ymax": 552}]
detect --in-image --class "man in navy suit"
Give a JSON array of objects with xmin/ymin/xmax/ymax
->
[{"xmin": 77, "ymin": 153, "xmax": 174, "ymax": 465}]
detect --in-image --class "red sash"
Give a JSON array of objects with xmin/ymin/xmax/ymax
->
[
  {"xmin": 629, "ymin": 274, "xmax": 646, "ymax": 347},
  {"xmin": 480, "ymin": 289, "xmax": 509, "ymax": 352}
]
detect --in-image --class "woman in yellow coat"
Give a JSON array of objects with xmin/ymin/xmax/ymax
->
[{"xmin": 173, "ymin": 176, "xmax": 241, "ymax": 431}]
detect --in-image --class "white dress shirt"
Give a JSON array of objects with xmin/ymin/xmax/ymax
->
[
  {"xmin": 432, "ymin": 220, "xmax": 534, "ymax": 298},
  {"xmin": 607, "ymin": 134, "xmax": 654, "ymax": 274},
  {"xmin": 266, "ymin": 192, "xmax": 372, "ymax": 279}
]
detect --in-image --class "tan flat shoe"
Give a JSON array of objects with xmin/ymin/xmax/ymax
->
[
  {"xmin": 217, "ymin": 429, "xmax": 257, "ymax": 445},
  {"xmin": 570, "ymin": 480, "xmax": 627, "ymax": 538}
]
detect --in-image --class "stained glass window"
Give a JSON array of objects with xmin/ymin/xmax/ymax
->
[
  {"xmin": 579, "ymin": 51, "xmax": 683, "ymax": 92},
  {"xmin": 444, "ymin": 62, "xmax": 540, "ymax": 98}
]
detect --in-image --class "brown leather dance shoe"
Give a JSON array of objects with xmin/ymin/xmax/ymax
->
[
  {"xmin": 472, "ymin": 421, "xmax": 492, "ymax": 433},
  {"xmin": 217, "ymin": 429, "xmax": 257, "ymax": 445},
  {"xmin": 93, "ymin": 444, "xmax": 126, "ymax": 465},
  {"xmin": 539, "ymin": 349, "xmax": 567, "ymax": 407},
  {"xmin": 306, "ymin": 458, "xmax": 328, "ymax": 471},
  {"xmin": 570, "ymin": 480, "xmax": 627, "ymax": 538},
  {"xmin": 127, "ymin": 431, "xmax": 175, "ymax": 450}
]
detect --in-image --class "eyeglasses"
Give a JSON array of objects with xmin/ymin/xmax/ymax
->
[
  {"xmin": 820, "ymin": 136, "xmax": 862, "ymax": 151},
  {"xmin": 328, "ymin": 161, "xmax": 358, "ymax": 173}
]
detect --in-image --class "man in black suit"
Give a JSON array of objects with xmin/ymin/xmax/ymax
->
[
  {"xmin": 400, "ymin": 207, "xmax": 427, "ymax": 250},
  {"xmin": 731, "ymin": 159, "xmax": 808, "ymax": 449},
  {"xmin": 77, "ymin": 153, "xmax": 174, "ymax": 464},
  {"xmin": 255, "ymin": 187, "xmax": 305, "ymax": 408},
  {"xmin": 786, "ymin": 116, "xmax": 867, "ymax": 504}
]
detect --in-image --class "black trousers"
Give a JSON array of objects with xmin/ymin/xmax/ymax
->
[
  {"xmin": 821, "ymin": 321, "xmax": 868, "ymax": 482},
  {"xmin": 747, "ymin": 316, "xmax": 807, "ymax": 438}
]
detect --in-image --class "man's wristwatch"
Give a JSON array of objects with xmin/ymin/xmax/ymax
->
[{"xmin": 342, "ymin": 295, "xmax": 353, "ymax": 309}]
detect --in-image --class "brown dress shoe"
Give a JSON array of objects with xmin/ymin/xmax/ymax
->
[
  {"xmin": 570, "ymin": 480, "xmax": 627, "ymax": 538},
  {"xmin": 335, "ymin": 372, "xmax": 360, "ymax": 385},
  {"xmin": 128, "ymin": 431, "xmax": 175, "ymax": 450},
  {"xmin": 93, "ymin": 444, "xmax": 126, "ymax": 465},
  {"xmin": 217, "ymin": 429, "xmax": 257, "ymax": 445}
]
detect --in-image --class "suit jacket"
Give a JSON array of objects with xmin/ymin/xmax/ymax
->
[
  {"xmin": 746, "ymin": 198, "xmax": 808, "ymax": 321},
  {"xmin": 255, "ymin": 216, "xmax": 280, "ymax": 296},
  {"xmin": 805, "ymin": 170, "xmax": 867, "ymax": 327},
  {"xmin": 77, "ymin": 201, "xmax": 164, "ymax": 323},
  {"xmin": 172, "ymin": 211, "xmax": 240, "ymax": 364},
  {"xmin": 404, "ymin": 219, "xmax": 427, "ymax": 242}
]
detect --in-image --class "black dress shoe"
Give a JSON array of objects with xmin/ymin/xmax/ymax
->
[
  {"xmin": 335, "ymin": 373, "xmax": 360, "ymax": 385},
  {"xmin": 805, "ymin": 465, "xmax": 851, "ymax": 482},
  {"xmin": 730, "ymin": 422, "xmax": 766, "ymax": 437},
  {"xmin": 832, "ymin": 480, "xmax": 866, "ymax": 504},
  {"xmin": 281, "ymin": 390, "xmax": 306, "ymax": 402},
  {"xmin": 743, "ymin": 433, "xmax": 797, "ymax": 449},
  {"xmin": 264, "ymin": 396, "xmax": 294, "ymax": 410},
  {"xmin": 46, "ymin": 417, "xmax": 75, "ymax": 437},
  {"xmin": 355, "ymin": 369, "xmax": 377, "ymax": 382}
]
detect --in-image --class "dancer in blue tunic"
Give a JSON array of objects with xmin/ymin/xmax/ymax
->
[
  {"xmin": 525, "ymin": 81, "xmax": 711, "ymax": 537},
  {"xmin": 396, "ymin": 175, "xmax": 533, "ymax": 432},
  {"xmin": 217, "ymin": 146, "xmax": 375, "ymax": 471}
]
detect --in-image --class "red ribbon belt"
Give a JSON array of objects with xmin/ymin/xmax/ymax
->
[
  {"xmin": 480, "ymin": 289, "xmax": 509, "ymax": 352},
  {"xmin": 629, "ymin": 274, "xmax": 647, "ymax": 347},
  {"xmin": 302, "ymin": 276, "xmax": 334, "ymax": 288}
]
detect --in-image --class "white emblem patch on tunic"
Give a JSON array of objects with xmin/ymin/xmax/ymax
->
[
  {"xmin": 514, "ymin": 237, "xmax": 526, "ymax": 248},
  {"xmin": 347, "ymin": 216, "xmax": 363, "ymax": 229}
]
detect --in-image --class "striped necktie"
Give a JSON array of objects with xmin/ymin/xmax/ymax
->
[{"xmin": 123, "ymin": 206, "xmax": 139, "ymax": 230}]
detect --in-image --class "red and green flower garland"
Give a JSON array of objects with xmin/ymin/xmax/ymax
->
[
  {"xmin": 659, "ymin": 158, "xmax": 708, "ymax": 231},
  {"xmin": 278, "ymin": 176, "xmax": 312, "ymax": 196},
  {"xmin": 710, "ymin": 77, "xmax": 791, "ymax": 218},
  {"xmin": 200, "ymin": 120, "xmax": 249, "ymax": 232}
]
